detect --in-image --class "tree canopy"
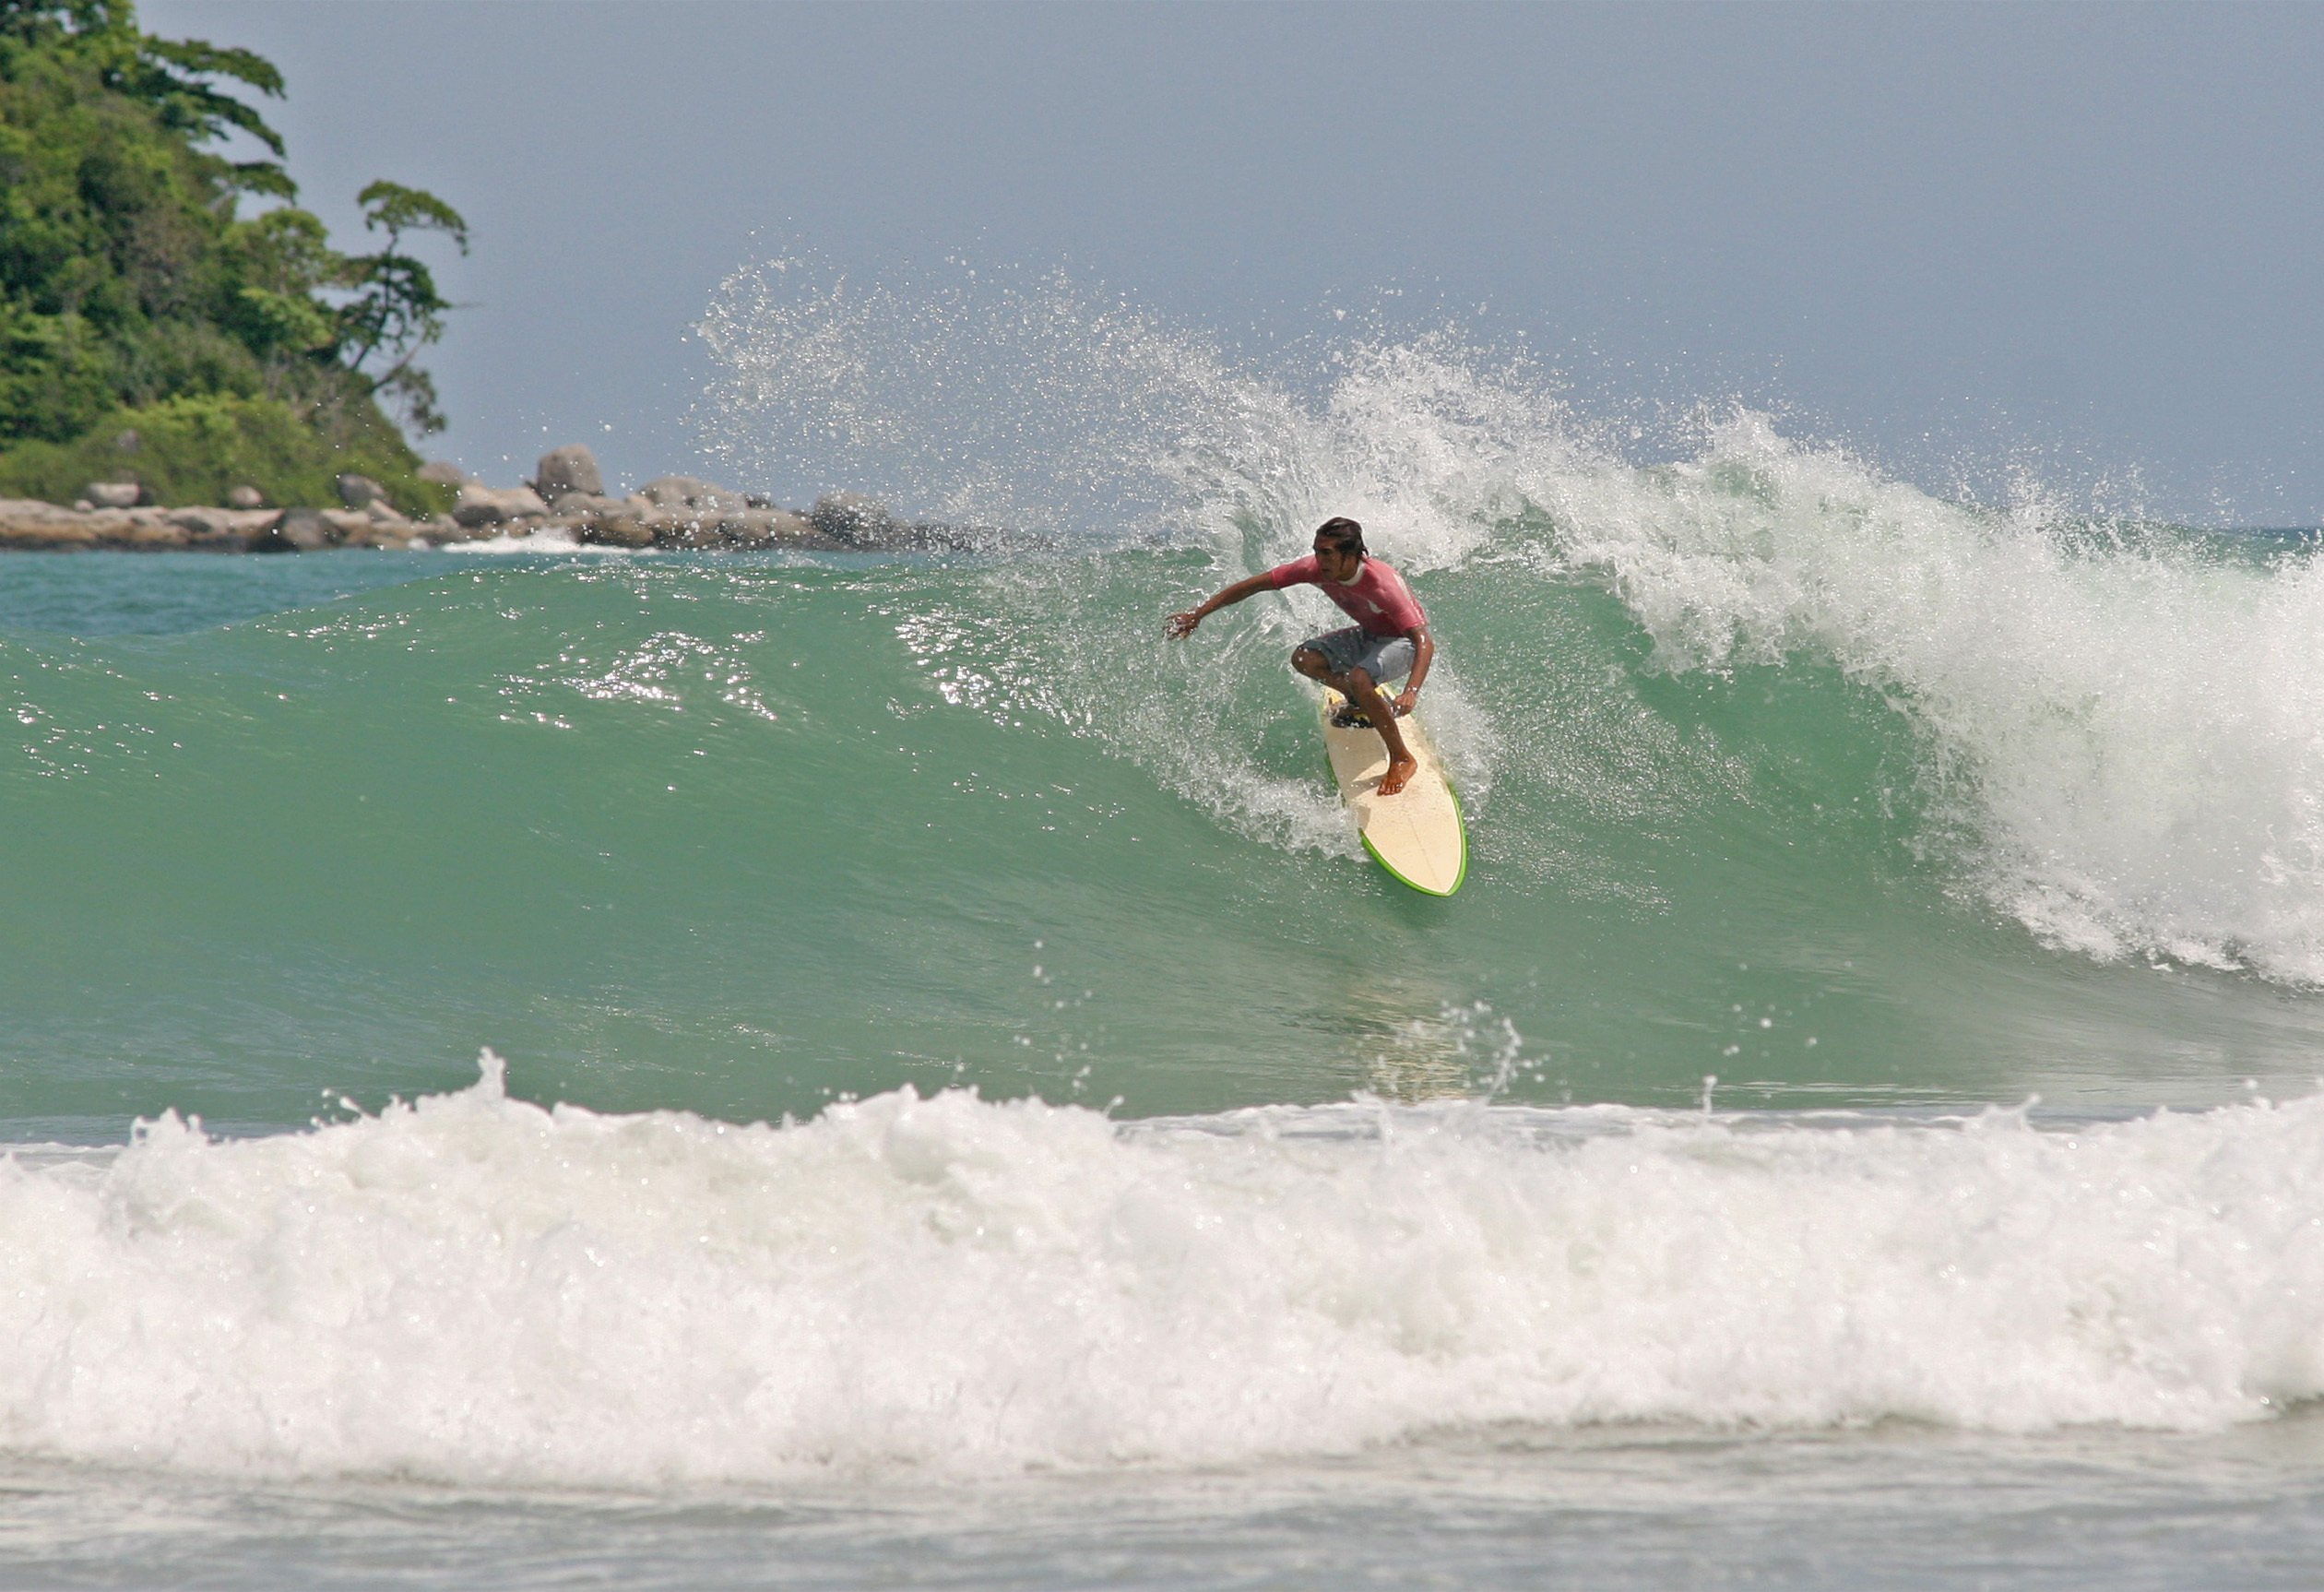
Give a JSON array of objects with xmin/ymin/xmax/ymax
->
[{"xmin": 0, "ymin": 0, "xmax": 466, "ymax": 505}]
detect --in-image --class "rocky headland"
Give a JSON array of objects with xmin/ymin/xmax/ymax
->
[{"xmin": 0, "ymin": 445, "xmax": 982, "ymax": 554}]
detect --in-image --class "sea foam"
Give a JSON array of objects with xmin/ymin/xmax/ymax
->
[{"xmin": 4, "ymin": 1054, "xmax": 2322, "ymax": 1485}]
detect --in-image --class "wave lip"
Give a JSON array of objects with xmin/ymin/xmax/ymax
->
[
  {"xmin": 1525, "ymin": 410, "xmax": 2324, "ymax": 981},
  {"xmin": 4, "ymin": 1057, "xmax": 2322, "ymax": 1486}
]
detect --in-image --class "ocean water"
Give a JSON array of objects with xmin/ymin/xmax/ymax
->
[{"xmin": 7, "ymin": 283, "xmax": 2324, "ymax": 1586}]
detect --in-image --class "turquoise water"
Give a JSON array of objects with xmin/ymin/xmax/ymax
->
[
  {"xmin": 8, "ymin": 301, "xmax": 2324, "ymax": 1584},
  {"xmin": 9, "ymin": 536, "xmax": 2321, "ymax": 1143}
]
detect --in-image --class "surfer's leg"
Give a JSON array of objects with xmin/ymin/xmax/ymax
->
[
  {"xmin": 1295, "ymin": 641, "xmax": 1370, "ymax": 727},
  {"xmin": 1346, "ymin": 665, "xmax": 1420, "ymax": 796}
]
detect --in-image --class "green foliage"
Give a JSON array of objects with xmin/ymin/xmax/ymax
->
[
  {"xmin": 338, "ymin": 179, "xmax": 469, "ymax": 436},
  {"xmin": 0, "ymin": 0, "xmax": 468, "ymax": 489},
  {"xmin": 0, "ymin": 391, "xmax": 456, "ymax": 517}
]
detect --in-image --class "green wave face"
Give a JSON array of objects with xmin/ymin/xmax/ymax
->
[{"xmin": 6, "ymin": 513, "xmax": 2321, "ymax": 1139}]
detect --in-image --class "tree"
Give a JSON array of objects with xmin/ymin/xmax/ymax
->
[
  {"xmin": 336, "ymin": 179, "xmax": 469, "ymax": 436},
  {"xmin": 0, "ymin": 0, "xmax": 468, "ymax": 448}
]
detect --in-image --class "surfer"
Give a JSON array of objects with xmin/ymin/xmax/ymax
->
[{"xmin": 1167, "ymin": 517, "xmax": 1435, "ymax": 796}]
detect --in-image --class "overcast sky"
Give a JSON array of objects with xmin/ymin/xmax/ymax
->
[{"xmin": 140, "ymin": 1, "xmax": 2324, "ymax": 524}]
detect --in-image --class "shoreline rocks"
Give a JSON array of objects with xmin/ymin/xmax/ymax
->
[{"xmin": 0, "ymin": 444, "xmax": 1011, "ymax": 555}]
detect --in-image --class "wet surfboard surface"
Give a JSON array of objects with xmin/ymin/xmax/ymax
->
[{"xmin": 1318, "ymin": 687, "xmax": 1467, "ymax": 897}]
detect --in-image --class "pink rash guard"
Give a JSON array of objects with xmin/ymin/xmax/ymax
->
[{"xmin": 1264, "ymin": 553, "xmax": 1428, "ymax": 638}]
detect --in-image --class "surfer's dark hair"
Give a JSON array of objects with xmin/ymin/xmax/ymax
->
[{"xmin": 1315, "ymin": 517, "xmax": 1367, "ymax": 559}]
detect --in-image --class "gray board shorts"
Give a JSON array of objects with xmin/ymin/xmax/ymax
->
[{"xmin": 1300, "ymin": 625, "xmax": 1416, "ymax": 685}]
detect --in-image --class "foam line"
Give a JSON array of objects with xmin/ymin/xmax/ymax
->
[{"xmin": 5, "ymin": 1058, "xmax": 2321, "ymax": 1484}]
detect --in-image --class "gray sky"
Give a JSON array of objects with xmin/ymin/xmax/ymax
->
[{"xmin": 141, "ymin": 1, "xmax": 2324, "ymax": 524}]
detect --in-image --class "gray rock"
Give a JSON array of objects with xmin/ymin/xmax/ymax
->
[
  {"xmin": 227, "ymin": 485, "xmax": 266, "ymax": 510},
  {"xmin": 83, "ymin": 481, "xmax": 141, "ymax": 510},
  {"xmin": 167, "ymin": 506, "xmax": 235, "ymax": 539},
  {"xmin": 639, "ymin": 475, "xmax": 748, "ymax": 512},
  {"xmin": 273, "ymin": 508, "xmax": 335, "ymax": 552},
  {"xmin": 451, "ymin": 482, "xmax": 551, "ymax": 529},
  {"xmin": 363, "ymin": 498, "xmax": 409, "ymax": 525},
  {"xmin": 0, "ymin": 516, "xmax": 97, "ymax": 549},
  {"xmin": 534, "ymin": 445, "xmax": 605, "ymax": 502},
  {"xmin": 646, "ymin": 505, "xmax": 818, "ymax": 551},
  {"xmin": 337, "ymin": 473, "xmax": 387, "ymax": 509},
  {"xmin": 717, "ymin": 506, "xmax": 815, "ymax": 549},
  {"xmin": 810, "ymin": 491, "xmax": 894, "ymax": 545},
  {"xmin": 333, "ymin": 509, "xmax": 410, "ymax": 548},
  {"xmin": 572, "ymin": 498, "xmax": 656, "ymax": 549},
  {"xmin": 170, "ymin": 507, "xmax": 280, "ymax": 550},
  {"xmin": 544, "ymin": 492, "xmax": 622, "ymax": 519},
  {"xmin": 113, "ymin": 512, "xmax": 187, "ymax": 550},
  {"xmin": 417, "ymin": 459, "xmax": 468, "ymax": 487},
  {"xmin": 644, "ymin": 508, "xmax": 718, "ymax": 549}
]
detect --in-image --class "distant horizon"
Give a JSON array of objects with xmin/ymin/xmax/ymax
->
[{"xmin": 139, "ymin": 0, "xmax": 2324, "ymax": 527}]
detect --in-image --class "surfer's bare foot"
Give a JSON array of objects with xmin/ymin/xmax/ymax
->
[{"xmin": 1377, "ymin": 755, "xmax": 1418, "ymax": 797}]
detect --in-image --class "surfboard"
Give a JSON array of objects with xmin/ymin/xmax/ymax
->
[{"xmin": 1318, "ymin": 687, "xmax": 1467, "ymax": 897}]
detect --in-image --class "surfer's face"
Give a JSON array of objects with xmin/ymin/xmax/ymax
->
[{"xmin": 1312, "ymin": 540, "xmax": 1360, "ymax": 582}]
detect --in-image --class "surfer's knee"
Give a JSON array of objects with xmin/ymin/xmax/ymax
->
[{"xmin": 1291, "ymin": 646, "xmax": 1327, "ymax": 678}]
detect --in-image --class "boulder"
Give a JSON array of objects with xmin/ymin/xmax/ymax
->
[
  {"xmin": 809, "ymin": 491, "xmax": 895, "ymax": 545},
  {"xmin": 568, "ymin": 495, "xmax": 656, "ymax": 548},
  {"xmin": 169, "ymin": 506, "xmax": 280, "ymax": 550},
  {"xmin": 336, "ymin": 473, "xmax": 387, "ymax": 509},
  {"xmin": 83, "ymin": 481, "xmax": 141, "ymax": 510},
  {"xmin": 451, "ymin": 482, "xmax": 550, "ymax": 529},
  {"xmin": 363, "ymin": 498, "xmax": 409, "ymax": 525},
  {"xmin": 252, "ymin": 506, "xmax": 393, "ymax": 552},
  {"xmin": 227, "ymin": 485, "xmax": 266, "ymax": 510},
  {"xmin": 545, "ymin": 493, "xmax": 624, "ymax": 543},
  {"xmin": 534, "ymin": 445, "xmax": 605, "ymax": 502},
  {"xmin": 717, "ymin": 506, "xmax": 814, "ymax": 549},
  {"xmin": 62, "ymin": 509, "xmax": 140, "ymax": 547},
  {"xmin": 272, "ymin": 508, "xmax": 336, "ymax": 552},
  {"xmin": 113, "ymin": 513, "xmax": 188, "ymax": 550},
  {"xmin": 639, "ymin": 475, "xmax": 747, "ymax": 512},
  {"xmin": 0, "ymin": 502, "xmax": 96, "ymax": 548},
  {"xmin": 417, "ymin": 459, "xmax": 468, "ymax": 487},
  {"xmin": 337, "ymin": 511, "xmax": 418, "ymax": 549},
  {"xmin": 647, "ymin": 505, "xmax": 816, "ymax": 550},
  {"xmin": 542, "ymin": 491, "xmax": 621, "ymax": 519},
  {"xmin": 0, "ymin": 517, "xmax": 97, "ymax": 549},
  {"xmin": 168, "ymin": 506, "xmax": 236, "ymax": 542},
  {"xmin": 644, "ymin": 508, "xmax": 717, "ymax": 549}
]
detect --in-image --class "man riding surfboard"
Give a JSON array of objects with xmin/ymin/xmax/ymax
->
[{"xmin": 1166, "ymin": 517, "xmax": 1435, "ymax": 796}]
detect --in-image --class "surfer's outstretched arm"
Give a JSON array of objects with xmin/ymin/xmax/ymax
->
[
  {"xmin": 1393, "ymin": 625, "xmax": 1434, "ymax": 715},
  {"xmin": 1166, "ymin": 573, "xmax": 1274, "ymax": 638}
]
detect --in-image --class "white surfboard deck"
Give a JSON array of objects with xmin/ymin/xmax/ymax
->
[{"xmin": 1318, "ymin": 687, "xmax": 1467, "ymax": 897}]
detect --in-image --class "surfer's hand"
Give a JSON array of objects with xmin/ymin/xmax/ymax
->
[
  {"xmin": 1166, "ymin": 610, "xmax": 1201, "ymax": 639},
  {"xmin": 1394, "ymin": 688, "xmax": 1417, "ymax": 717}
]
